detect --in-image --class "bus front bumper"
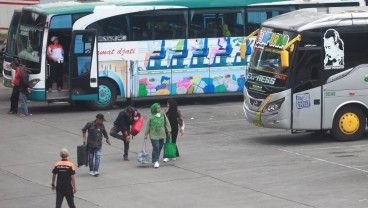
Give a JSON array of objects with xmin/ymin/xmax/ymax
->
[{"xmin": 243, "ymin": 100, "xmax": 290, "ymax": 129}]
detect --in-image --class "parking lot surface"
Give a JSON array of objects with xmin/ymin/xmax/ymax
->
[{"xmin": 1, "ymin": 81, "xmax": 368, "ymax": 208}]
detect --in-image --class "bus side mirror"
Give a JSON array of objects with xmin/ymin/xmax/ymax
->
[{"xmin": 280, "ymin": 50, "xmax": 289, "ymax": 68}]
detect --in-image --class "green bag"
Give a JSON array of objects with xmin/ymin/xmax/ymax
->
[
  {"xmin": 164, "ymin": 141, "xmax": 177, "ymax": 159},
  {"xmin": 163, "ymin": 115, "xmax": 177, "ymax": 158}
]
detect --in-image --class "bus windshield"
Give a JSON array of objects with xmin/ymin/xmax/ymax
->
[
  {"xmin": 17, "ymin": 11, "xmax": 46, "ymax": 65},
  {"xmin": 247, "ymin": 29, "xmax": 296, "ymax": 88}
]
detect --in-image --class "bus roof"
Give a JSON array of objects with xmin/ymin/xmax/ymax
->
[
  {"xmin": 261, "ymin": 6, "xmax": 368, "ymax": 32},
  {"xmin": 249, "ymin": 0, "xmax": 365, "ymax": 7},
  {"xmin": 25, "ymin": 0, "xmax": 285, "ymax": 15}
]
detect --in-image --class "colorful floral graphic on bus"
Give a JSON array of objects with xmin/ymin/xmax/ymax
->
[{"xmin": 97, "ymin": 37, "xmax": 250, "ymax": 98}]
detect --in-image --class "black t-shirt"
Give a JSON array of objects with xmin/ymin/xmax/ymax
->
[{"xmin": 52, "ymin": 159, "xmax": 76, "ymax": 188}]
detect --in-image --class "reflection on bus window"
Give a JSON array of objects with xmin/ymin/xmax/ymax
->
[
  {"xmin": 131, "ymin": 10, "xmax": 187, "ymax": 41},
  {"xmin": 190, "ymin": 9, "xmax": 244, "ymax": 38}
]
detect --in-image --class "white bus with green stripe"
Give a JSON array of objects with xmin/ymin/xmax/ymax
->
[{"xmin": 2, "ymin": 0, "xmax": 365, "ymax": 110}]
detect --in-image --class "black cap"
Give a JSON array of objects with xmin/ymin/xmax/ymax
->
[{"xmin": 96, "ymin": 113, "xmax": 106, "ymax": 121}]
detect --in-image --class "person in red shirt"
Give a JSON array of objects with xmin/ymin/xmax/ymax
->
[
  {"xmin": 8, "ymin": 59, "xmax": 22, "ymax": 114},
  {"xmin": 47, "ymin": 36, "xmax": 64, "ymax": 92}
]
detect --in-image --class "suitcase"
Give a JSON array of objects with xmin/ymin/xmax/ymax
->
[
  {"xmin": 131, "ymin": 116, "xmax": 144, "ymax": 136},
  {"xmin": 77, "ymin": 145, "xmax": 88, "ymax": 167}
]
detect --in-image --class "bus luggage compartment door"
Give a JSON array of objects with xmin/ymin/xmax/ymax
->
[{"xmin": 70, "ymin": 30, "xmax": 98, "ymax": 101}]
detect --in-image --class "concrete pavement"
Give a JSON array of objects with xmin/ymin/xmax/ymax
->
[{"xmin": 2, "ymin": 79, "xmax": 368, "ymax": 207}]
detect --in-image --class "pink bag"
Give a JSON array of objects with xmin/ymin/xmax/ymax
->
[{"xmin": 131, "ymin": 116, "xmax": 144, "ymax": 136}]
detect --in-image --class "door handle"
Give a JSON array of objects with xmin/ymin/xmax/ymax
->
[
  {"xmin": 90, "ymin": 78, "xmax": 97, "ymax": 83},
  {"xmin": 314, "ymin": 99, "xmax": 320, "ymax": 105}
]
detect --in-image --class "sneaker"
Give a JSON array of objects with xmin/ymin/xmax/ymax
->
[
  {"xmin": 8, "ymin": 111, "xmax": 16, "ymax": 114},
  {"xmin": 89, "ymin": 171, "xmax": 95, "ymax": 176},
  {"xmin": 163, "ymin": 158, "xmax": 169, "ymax": 162},
  {"xmin": 123, "ymin": 155, "xmax": 129, "ymax": 161},
  {"xmin": 94, "ymin": 171, "xmax": 100, "ymax": 176},
  {"xmin": 57, "ymin": 87, "xmax": 62, "ymax": 92},
  {"xmin": 172, "ymin": 158, "xmax": 177, "ymax": 161},
  {"xmin": 19, "ymin": 114, "xmax": 26, "ymax": 117},
  {"xmin": 47, "ymin": 88, "xmax": 52, "ymax": 93},
  {"xmin": 154, "ymin": 161, "xmax": 160, "ymax": 168}
]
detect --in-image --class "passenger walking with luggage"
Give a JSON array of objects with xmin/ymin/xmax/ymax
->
[
  {"xmin": 144, "ymin": 103, "xmax": 171, "ymax": 168},
  {"xmin": 82, "ymin": 113, "xmax": 111, "ymax": 176},
  {"xmin": 18, "ymin": 66, "xmax": 31, "ymax": 117},
  {"xmin": 163, "ymin": 99, "xmax": 184, "ymax": 162},
  {"xmin": 51, "ymin": 148, "xmax": 77, "ymax": 208},
  {"xmin": 8, "ymin": 60, "xmax": 21, "ymax": 114},
  {"xmin": 110, "ymin": 106, "xmax": 141, "ymax": 161}
]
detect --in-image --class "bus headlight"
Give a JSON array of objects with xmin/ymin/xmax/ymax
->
[
  {"xmin": 29, "ymin": 79, "xmax": 40, "ymax": 88},
  {"xmin": 264, "ymin": 98, "xmax": 285, "ymax": 112}
]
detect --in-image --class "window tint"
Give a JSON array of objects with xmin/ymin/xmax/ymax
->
[
  {"xmin": 131, "ymin": 10, "xmax": 188, "ymax": 41},
  {"xmin": 50, "ymin": 15, "xmax": 72, "ymax": 29},
  {"xmin": 87, "ymin": 15, "xmax": 129, "ymax": 42},
  {"xmin": 246, "ymin": 6, "xmax": 295, "ymax": 34},
  {"xmin": 190, "ymin": 9, "xmax": 244, "ymax": 38}
]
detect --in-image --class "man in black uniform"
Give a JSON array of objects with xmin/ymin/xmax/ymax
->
[{"xmin": 51, "ymin": 148, "xmax": 77, "ymax": 208}]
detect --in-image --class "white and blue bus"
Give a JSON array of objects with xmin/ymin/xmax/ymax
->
[{"xmin": 2, "ymin": 0, "xmax": 365, "ymax": 110}]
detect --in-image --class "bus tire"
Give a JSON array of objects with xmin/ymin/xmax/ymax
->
[
  {"xmin": 87, "ymin": 79, "xmax": 117, "ymax": 110},
  {"xmin": 331, "ymin": 106, "xmax": 366, "ymax": 142}
]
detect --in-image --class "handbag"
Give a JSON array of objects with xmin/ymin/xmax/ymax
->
[
  {"xmin": 163, "ymin": 115, "xmax": 177, "ymax": 158},
  {"xmin": 131, "ymin": 116, "xmax": 144, "ymax": 136},
  {"xmin": 137, "ymin": 140, "xmax": 150, "ymax": 164}
]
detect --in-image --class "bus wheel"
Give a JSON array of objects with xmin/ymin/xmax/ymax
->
[
  {"xmin": 87, "ymin": 79, "xmax": 117, "ymax": 110},
  {"xmin": 331, "ymin": 106, "xmax": 366, "ymax": 142}
]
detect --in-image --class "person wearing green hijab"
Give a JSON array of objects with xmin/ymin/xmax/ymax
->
[{"xmin": 144, "ymin": 103, "xmax": 171, "ymax": 168}]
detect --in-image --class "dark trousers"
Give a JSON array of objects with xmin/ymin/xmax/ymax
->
[
  {"xmin": 47, "ymin": 61, "xmax": 63, "ymax": 89},
  {"xmin": 9, "ymin": 86, "xmax": 19, "ymax": 113},
  {"xmin": 110, "ymin": 125, "xmax": 129, "ymax": 156},
  {"xmin": 168, "ymin": 127, "xmax": 180, "ymax": 157},
  {"xmin": 55, "ymin": 187, "xmax": 75, "ymax": 208}
]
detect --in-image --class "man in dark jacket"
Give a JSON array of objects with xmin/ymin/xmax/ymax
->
[
  {"xmin": 18, "ymin": 66, "xmax": 31, "ymax": 117},
  {"xmin": 82, "ymin": 113, "xmax": 110, "ymax": 176},
  {"xmin": 110, "ymin": 106, "xmax": 140, "ymax": 161}
]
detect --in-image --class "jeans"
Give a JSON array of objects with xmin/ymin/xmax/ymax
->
[
  {"xmin": 110, "ymin": 125, "xmax": 129, "ymax": 156},
  {"xmin": 151, "ymin": 139, "xmax": 164, "ymax": 163},
  {"xmin": 19, "ymin": 92, "xmax": 28, "ymax": 116},
  {"xmin": 88, "ymin": 146, "xmax": 101, "ymax": 172},
  {"xmin": 55, "ymin": 186, "xmax": 75, "ymax": 208}
]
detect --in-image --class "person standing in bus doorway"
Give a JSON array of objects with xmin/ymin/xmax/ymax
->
[
  {"xmin": 82, "ymin": 113, "xmax": 111, "ymax": 176},
  {"xmin": 163, "ymin": 99, "xmax": 184, "ymax": 162},
  {"xmin": 144, "ymin": 103, "xmax": 171, "ymax": 168},
  {"xmin": 47, "ymin": 36, "xmax": 64, "ymax": 92},
  {"xmin": 51, "ymin": 148, "xmax": 77, "ymax": 208},
  {"xmin": 18, "ymin": 66, "xmax": 31, "ymax": 117},
  {"xmin": 110, "ymin": 106, "xmax": 141, "ymax": 161},
  {"xmin": 8, "ymin": 60, "xmax": 22, "ymax": 114}
]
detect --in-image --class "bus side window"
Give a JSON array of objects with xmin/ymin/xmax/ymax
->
[
  {"xmin": 189, "ymin": 8, "xmax": 245, "ymax": 39},
  {"xmin": 131, "ymin": 10, "xmax": 188, "ymax": 41}
]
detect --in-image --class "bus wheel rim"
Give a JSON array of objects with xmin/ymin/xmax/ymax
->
[
  {"xmin": 339, "ymin": 113, "xmax": 359, "ymax": 135},
  {"xmin": 97, "ymin": 85, "xmax": 111, "ymax": 105}
]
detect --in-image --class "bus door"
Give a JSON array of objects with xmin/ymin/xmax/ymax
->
[
  {"xmin": 291, "ymin": 48, "xmax": 322, "ymax": 130},
  {"xmin": 70, "ymin": 30, "xmax": 98, "ymax": 101}
]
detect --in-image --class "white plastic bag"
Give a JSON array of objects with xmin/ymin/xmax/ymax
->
[{"xmin": 137, "ymin": 140, "xmax": 150, "ymax": 164}]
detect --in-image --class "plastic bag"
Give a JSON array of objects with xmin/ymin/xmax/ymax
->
[{"xmin": 137, "ymin": 140, "xmax": 150, "ymax": 164}]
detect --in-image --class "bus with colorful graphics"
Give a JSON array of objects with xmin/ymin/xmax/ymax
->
[
  {"xmin": 2, "ymin": 0, "xmax": 365, "ymax": 110},
  {"xmin": 243, "ymin": 6, "xmax": 368, "ymax": 141}
]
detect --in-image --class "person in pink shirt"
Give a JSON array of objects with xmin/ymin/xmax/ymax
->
[{"xmin": 8, "ymin": 59, "xmax": 22, "ymax": 114}]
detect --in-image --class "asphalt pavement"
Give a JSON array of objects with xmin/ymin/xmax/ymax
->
[{"xmin": 1, "ymin": 78, "xmax": 368, "ymax": 208}]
